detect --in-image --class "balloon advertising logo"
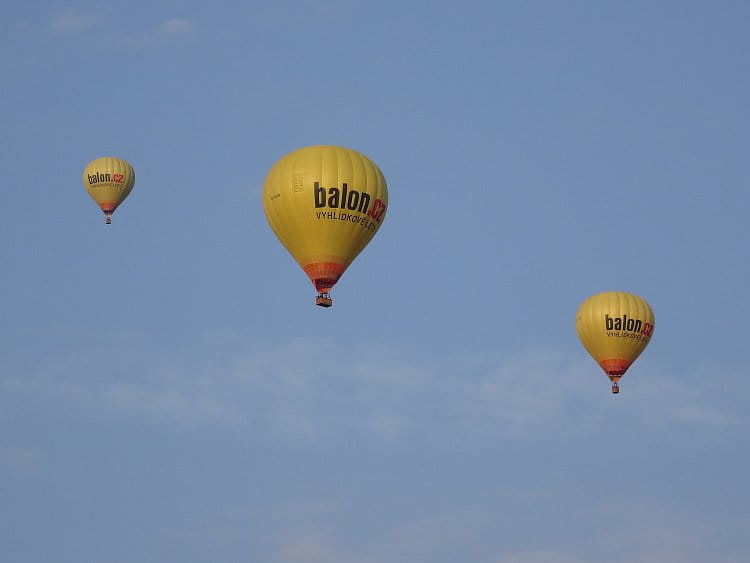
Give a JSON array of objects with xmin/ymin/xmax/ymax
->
[
  {"xmin": 313, "ymin": 182, "xmax": 386, "ymax": 223},
  {"xmin": 604, "ymin": 314, "xmax": 653, "ymax": 335}
]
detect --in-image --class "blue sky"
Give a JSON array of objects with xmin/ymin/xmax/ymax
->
[{"xmin": 1, "ymin": 1, "xmax": 749, "ymax": 561}]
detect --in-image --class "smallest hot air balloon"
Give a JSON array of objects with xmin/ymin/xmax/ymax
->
[
  {"xmin": 82, "ymin": 157, "xmax": 135, "ymax": 224},
  {"xmin": 576, "ymin": 291, "xmax": 655, "ymax": 394}
]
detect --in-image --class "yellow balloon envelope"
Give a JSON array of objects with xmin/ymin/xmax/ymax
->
[
  {"xmin": 575, "ymin": 291, "xmax": 655, "ymax": 394},
  {"xmin": 262, "ymin": 145, "xmax": 388, "ymax": 307},
  {"xmin": 82, "ymin": 157, "xmax": 135, "ymax": 224}
]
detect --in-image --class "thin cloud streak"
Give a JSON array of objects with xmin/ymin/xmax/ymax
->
[
  {"xmin": 245, "ymin": 494, "xmax": 748, "ymax": 563},
  {"xmin": 0, "ymin": 445, "xmax": 42, "ymax": 473},
  {"xmin": 50, "ymin": 13, "xmax": 100, "ymax": 33},
  {"xmin": 157, "ymin": 18, "xmax": 193, "ymax": 36},
  {"xmin": 276, "ymin": 534, "xmax": 355, "ymax": 563},
  {"xmin": 1, "ymin": 332, "xmax": 746, "ymax": 443}
]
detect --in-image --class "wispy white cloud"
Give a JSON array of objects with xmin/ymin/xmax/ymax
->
[
  {"xmin": 50, "ymin": 15, "xmax": 195, "ymax": 46},
  {"xmin": 220, "ymin": 491, "xmax": 748, "ymax": 563},
  {"xmin": 157, "ymin": 18, "xmax": 193, "ymax": 36},
  {"xmin": 0, "ymin": 445, "xmax": 42, "ymax": 473},
  {"xmin": 276, "ymin": 534, "xmax": 355, "ymax": 563},
  {"xmin": 470, "ymin": 350, "xmax": 592, "ymax": 432},
  {"xmin": 5, "ymin": 331, "xmax": 745, "ymax": 560},
  {"xmin": 581, "ymin": 497, "xmax": 745, "ymax": 563},
  {"xmin": 377, "ymin": 495, "xmax": 747, "ymax": 563},
  {"xmin": 1, "ymin": 331, "xmax": 746, "ymax": 444},
  {"xmin": 50, "ymin": 12, "xmax": 100, "ymax": 33},
  {"xmin": 499, "ymin": 551, "xmax": 590, "ymax": 563},
  {"xmin": 23, "ymin": 12, "xmax": 192, "ymax": 42}
]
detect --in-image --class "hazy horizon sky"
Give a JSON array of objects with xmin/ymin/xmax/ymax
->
[{"xmin": 2, "ymin": 1, "xmax": 748, "ymax": 562}]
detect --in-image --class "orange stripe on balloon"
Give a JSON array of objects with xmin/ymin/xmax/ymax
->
[
  {"xmin": 98, "ymin": 202, "xmax": 120, "ymax": 212},
  {"xmin": 303, "ymin": 262, "xmax": 346, "ymax": 292},
  {"xmin": 598, "ymin": 358, "xmax": 632, "ymax": 376}
]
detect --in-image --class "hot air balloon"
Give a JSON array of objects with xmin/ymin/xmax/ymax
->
[
  {"xmin": 82, "ymin": 157, "xmax": 135, "ymax": 224},
  {"xmin": 262, "ymin": 145, "xmax": 388, "ymax": 307},
  {"xmin": 576, "ymin": 291, "xmax": 655, "ymax": 394}
]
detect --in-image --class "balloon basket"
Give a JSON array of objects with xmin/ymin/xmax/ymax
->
[
  {"xmin": 316, "ymin": 294, "xmax": 332, "ymax": 308},
  {"xmin": 611, "ymin": 382, "xmax": 620, "ymax": 394}
]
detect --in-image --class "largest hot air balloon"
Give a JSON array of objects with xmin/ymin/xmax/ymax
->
[
  {"xmin": 262, "ymin": 145, "xmax": 388, "ymax": 307},
  {"xmin": 82, "ymin": 157, "xmax": 135, "ymax": 224},
  {"xmin": 576, "ymin": 291, "xmax": 655, "ymax": 394}
]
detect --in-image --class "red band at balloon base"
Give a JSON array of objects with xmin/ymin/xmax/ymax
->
[
  {"xmin": 598, "ymin": 358, "xmax": 633, "ymax": 377},
  {"xmin": 303, "ymin": 262, "xmax": 346, "ymax": 293}
]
